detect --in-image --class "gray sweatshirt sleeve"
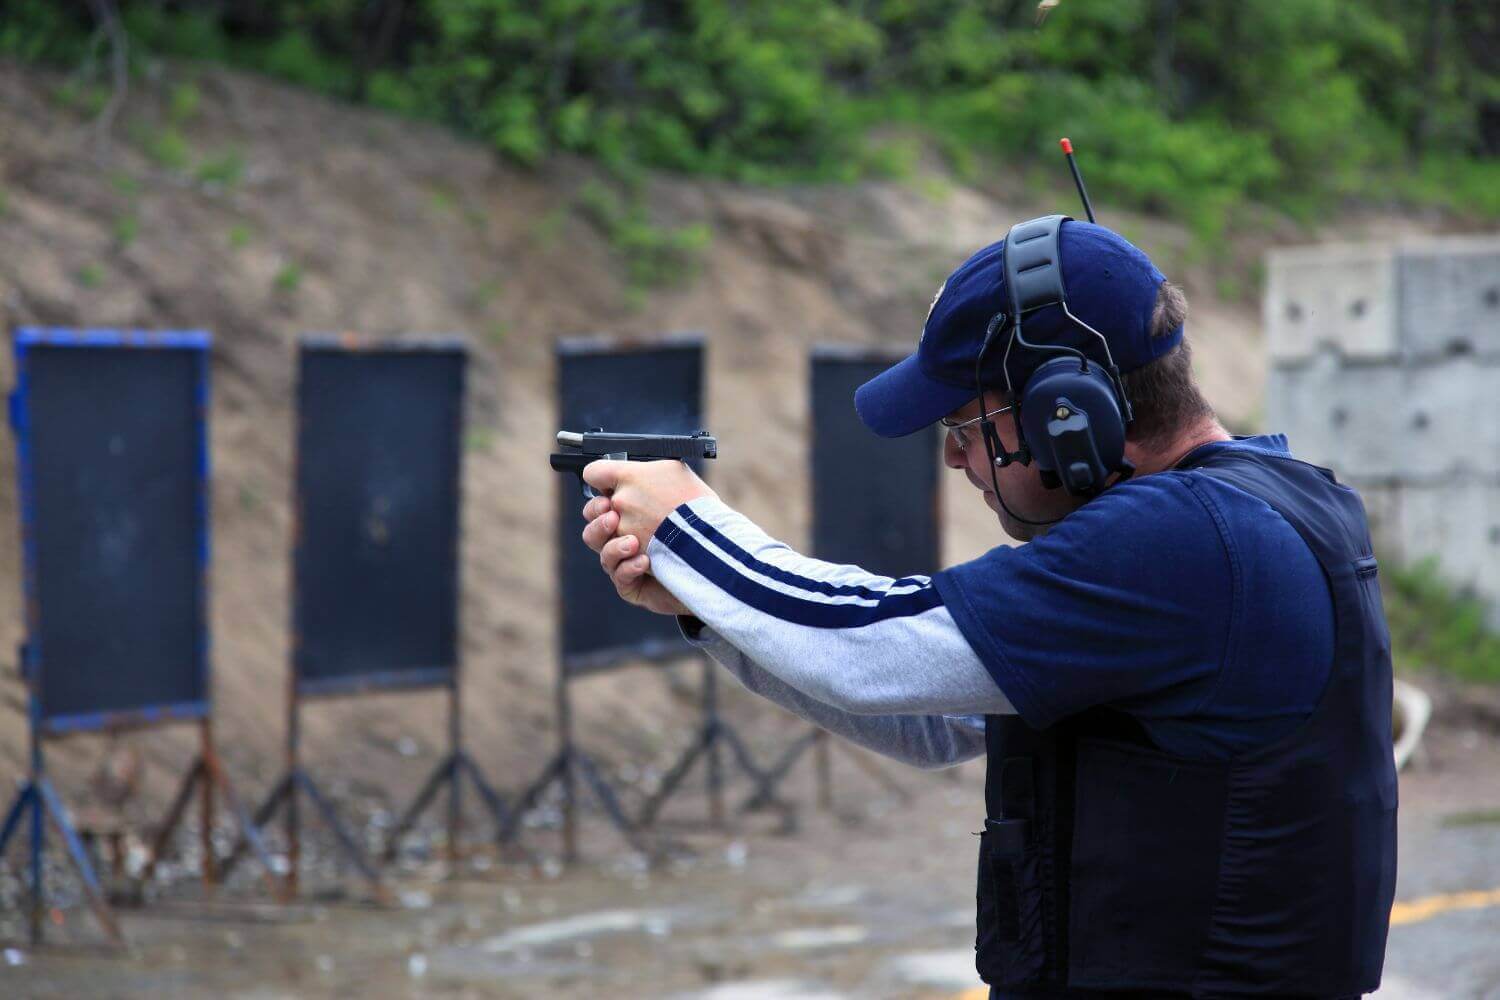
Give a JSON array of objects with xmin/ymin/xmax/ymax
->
[
  {"xmin": 684, "ymin": 621, "xmax": 987, "ymax": 770},
  {"xmin": 644, "ymin": 496, "xmax": 1013, "ymax": 769}
]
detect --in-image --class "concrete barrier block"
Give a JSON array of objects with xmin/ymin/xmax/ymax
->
[
  {"xmin": 1397, "ymin": 239, "xmax": 1500, "ymax": 359},
  {"xmin": 1265, "ymin": 246, "xmax": 1398, "ymax": 363},
  {"xmin": 1400, "ymin": 360, "xmax": 1500, "ymax": 479},
  {"xmin": 1271, "ymin": 358, "xmax": 1500, "ymax": 481},
  {"xmin": 1393, "ymin": 482, "xmax": 1500, "ymax": 628},
  {"xmin": 1268, "ymin": 358, "xmax": 1403, "ymax": 478}
]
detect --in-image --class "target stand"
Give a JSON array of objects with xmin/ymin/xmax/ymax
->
[
  {"xmin": 0, "ymin": 701, "xmax": 124, "ymax": 946},
  {"xmin": 379, "ymin": 677, "xmax": 511, "ymax": 866},
  {"xmin": 1, "ymin": 328, "xmax": 281, "ymax": 945},
  {"xmin": 220, "ymin": 337, "xmax": 501, "ymax": 898},
  {"xmin": 504, "ymin": 335, "xmax": 770, "ymax": 863},
  {"xmin": 739, "ymin": 346, "xmax": 942, "ymax": 813},
  {"xmin": 635, "ymin": 657, "xmax": 777, "ymax": 830},
  {"xmin": 496, "ymin": 659, "xmax": 651, "ymax": 862}
]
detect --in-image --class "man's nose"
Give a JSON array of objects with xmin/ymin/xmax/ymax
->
[{"xmin": 942, "ymin": 432, "xmax": 968, "ymax": 470}]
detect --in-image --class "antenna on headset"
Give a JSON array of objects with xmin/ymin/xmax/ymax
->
[{"xmin": 1059, "ymin": 137, "xmax": 1096, "ymax": 224}]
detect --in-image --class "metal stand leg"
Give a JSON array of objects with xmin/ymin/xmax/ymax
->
[
  {"xmin": 141, "ymin": 759, "xmax": 206, "ymax": 884},
  {"xmin": 140, "ymin": 721, "xmax": 285, "ymax": 900},
  {"xmin": 815, "ymin": 731, "xmax": 833, "ymax": 810},
  {"xmin": 0, "ymin": 699, "xmax": 123, "ymax": 946},
  {"xmin": 218, "ymin": 690, "xmax": 387, "ymax": 902},
  {"xmin": 498, "ymin": 749, "xmax": 650, "ymax": 861},
  {"xmin": 0, "ymin": 784, "xmax": 37, "ymax": 940},
  {"xmin": 220, "ymin": 767, "xmax": 387, "ymax": 903},
  {"xmin": 217, "ymin": 774, "xmax": 291, "ymax": 881},
  {"xmin": 200, "ymin": 723, "xmax": 217, "ymax": 889},
  {"xmin": 739, "ymin": 726, "xmax": 910, "ymax": 813},
  {"xmin": 740, "ymin": 729, "xmax": 819, "ymax": 812},
  {"xmin": 0, "ymin": 780, "xmax": 124, "ymax": 946},
  {"xmin": 292, "ymin": 770, "xmax": 385, "ymax": 892},
  {"xmin": 381, "ymin": 681, "xmax": 511, "ymax": 865},
  {"xmin": 637, "ymin": 658, "xmax": 775, "ymax": 829},
  {"xmin": 202, "ymin": 757, "xmax": 286, "ymax": 900},
  {"xmin": 36, "ymin": 779, "xmax": 123, "ymax": 944}
]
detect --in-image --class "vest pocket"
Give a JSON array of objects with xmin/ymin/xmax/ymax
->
[
  {"xmin": 976, "ymin": 817, "xmax": 1046, "ymax": 985},
  {"xmin": 1067, "ymin": 738, "xmax": 1229, "ymax": 986}
]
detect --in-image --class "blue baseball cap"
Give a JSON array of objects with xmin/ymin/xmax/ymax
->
[{"xmin": 855, "ymin": 220, "xmax": 1181, "ymax": 438}]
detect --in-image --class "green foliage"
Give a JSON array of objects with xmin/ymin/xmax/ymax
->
[
  {"xmin": 134, "ymin": 125, "xmax": 192, "ymax": 171},
  {"xmin": 273, "ymin": 262, "xmax": 303, "ymax": 293},
  {"xmin": 0, "ymin": 3, "xmax": 94, "ymax": 64},
  {"xmin": 7, "ymin": 0, "xmax": 1497, "ymax": 238},
  {"xmin": 112, "ymin": 214, "xmax": 139, "ymax": 247},
  {"xmin": 469, "ymin": 278, "xmax": 505, "ymax": 311},
  {"xmin": 1382, "ymin": 558, "xmax": 1500, "ymax": 683},
  {"xmin": 111, "ymin": 173, "xmax": 142, "ymax": 198},
  {"xmin": 53, "ymin": 80, "xmax": 110, "ymax": 117},
  {"xmin": 0, "ymin": 186, "xmax": 8, "ymax": 219},
  {"xmin": 465, "ymin": 427, "xmax": 495, "ymax": 452},
  {"xmin": 76, "ymin": 263, "xmax": 104, "ymax": 288},
  {"xmin": 227, "ymin": 223, "xmax": 252, "ymax": 249},
  {"xmin": 257, "ymin": 30, "xmax": 355, "ymax": 94},
  {"xmin": 576, "ymin": 181, "xmax": 712, "ymax": 291},
  {"xmin": 195, "ymin": 150, "xmax": 245, "ymax": 188},
  {"xmin": 168, "ymin": 81, "xmax": 201, "ymax": 123}
]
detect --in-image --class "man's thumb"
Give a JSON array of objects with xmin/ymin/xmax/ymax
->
[{"xmin": 581, "ymin": 459, "xmax": 626, "ymax": 494}]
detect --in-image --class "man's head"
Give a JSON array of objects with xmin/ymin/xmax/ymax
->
[
  {"xmin": 855, "ymin": 221, "xmax": 1221, "ymax": 540},
  {"xmin": 939, "ymin": 280, "xmax": 1216, "ymax": 537}
]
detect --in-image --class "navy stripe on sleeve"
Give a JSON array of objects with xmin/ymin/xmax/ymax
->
[
  {"xmin": 675, "ymin": 507, "xmax": 930, "ymax": 601},
  {"xmin": 658, "ymin": 514, "xmax": 943, "ymax": 628}
]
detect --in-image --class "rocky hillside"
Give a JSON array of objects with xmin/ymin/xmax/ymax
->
[{"xmin": 0, "ymin": 60, "xmax": 1451, "ymax": 817}]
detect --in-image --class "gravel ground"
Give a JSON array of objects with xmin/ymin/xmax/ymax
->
[{"xmin": 2, "ymin": 690, "xmax": 1498, "ymax": 1000}]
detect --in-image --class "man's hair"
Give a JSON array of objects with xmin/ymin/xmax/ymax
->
[{"xmin": 1120, "ymin": 281, "xmax": 1215, "ymax": 450}]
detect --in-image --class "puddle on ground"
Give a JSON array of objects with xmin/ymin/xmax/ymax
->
[
  {"xmin": 672, "ymin": 979, "xmax": 848, "ymax": 1000},
  {"xmin": 479, "ymin": 906, "xmax": 693, "ymax": 952},
  {"xmin": 881, "ymin": 947, "xmax": 978, "ymax": 988}
]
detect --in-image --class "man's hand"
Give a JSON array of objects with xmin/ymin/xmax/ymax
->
[
  {"xmin": 581, "ymin": 459, "xmax": 715, "ymax": 551},
  {"xmin": 579, "ymin": 459, "xmax": 716, "ymax": 616}
]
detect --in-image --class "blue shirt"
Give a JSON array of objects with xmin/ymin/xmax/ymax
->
[{"xmin": 932, "ymin": 435, "xmax": 1335, "ymax": 761}]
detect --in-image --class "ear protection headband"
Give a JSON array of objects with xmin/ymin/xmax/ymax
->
[{"xmin": 975, "ymin": 214, "xmax": 1136, "ymax": 500}]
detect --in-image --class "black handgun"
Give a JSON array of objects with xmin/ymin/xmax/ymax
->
[{"xmin": 550, "ymin": 428, "xmax": 717, "ymax": 498}]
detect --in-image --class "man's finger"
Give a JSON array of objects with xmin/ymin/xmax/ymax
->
[
  {"xmin": 582, "ymin": 460, "xmax": 628, "ymax": 495},
  {"xmin": 599, "ymin": 534, "xmax": 639, "ymax": 575},
  {"xmin": 582, "ymin": 495, "xmax": 612, "ymax": 521},
  {"xmin": 612, "ymin": 553, "xmax": 650, "ymax": 586},
  {"xmin": 582, "ymin": 510, "xmax": 619, "ymax": 553}
]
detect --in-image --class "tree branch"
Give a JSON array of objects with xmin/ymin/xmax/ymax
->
[{"xmin": 84, "ymin": 0, "xmax": 130, "ymax": 156}]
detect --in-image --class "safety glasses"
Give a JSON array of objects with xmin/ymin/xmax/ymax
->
[{"xmin": 940, "ymin": 401, "xmax": 1014, "ymax": 452}]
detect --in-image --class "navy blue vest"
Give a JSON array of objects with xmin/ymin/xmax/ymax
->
[{"xmin": 977, "ymin": 447, "xmax": 1397, "ymax": 997}]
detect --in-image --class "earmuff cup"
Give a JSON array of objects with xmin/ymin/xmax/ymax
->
[{"xmin": 1019, "ymin": 356, "xmax": 1126, "ymax": 497}]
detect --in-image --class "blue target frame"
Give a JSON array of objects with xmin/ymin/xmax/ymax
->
[{"xmin": 11, "ymin": 327, "xmax": 213, "ymax": 735}]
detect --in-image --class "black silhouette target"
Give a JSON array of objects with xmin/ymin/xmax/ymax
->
[
  {"xmin": 13, "ymin": 330, "xmax": 210, "ymax": 732},
  {"xmin": 811, "ymin": 348, "xmax": 941, "ymax": 577},
  {"xmin": 293, "ymin": 341, "xmax": 465, "ymax": 695},
  {"xmin": 556, "ymin": 337, "xmax": 705, "ymax": 674}
]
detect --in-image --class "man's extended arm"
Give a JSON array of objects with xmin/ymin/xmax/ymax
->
[
  {"xmin": 682, "ymin": 619, "xmax": 987, "ymax": 769},
  {"xmin": 642, "ymin": 496, "xmax": 1012, "ymax": 767},
  {"xmin": 574, "ymin": 463, "xmax": 1012, "ymax": 768}
]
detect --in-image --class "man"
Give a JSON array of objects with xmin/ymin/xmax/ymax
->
[{"xmin": 579, "ymin": 220, "xmax": 1396, "ymax": 998}]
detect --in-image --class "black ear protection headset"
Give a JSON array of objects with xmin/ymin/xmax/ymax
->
[{"xmin": 972, "ymin": 213, "xmax": 1136, "ymax": 525}]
